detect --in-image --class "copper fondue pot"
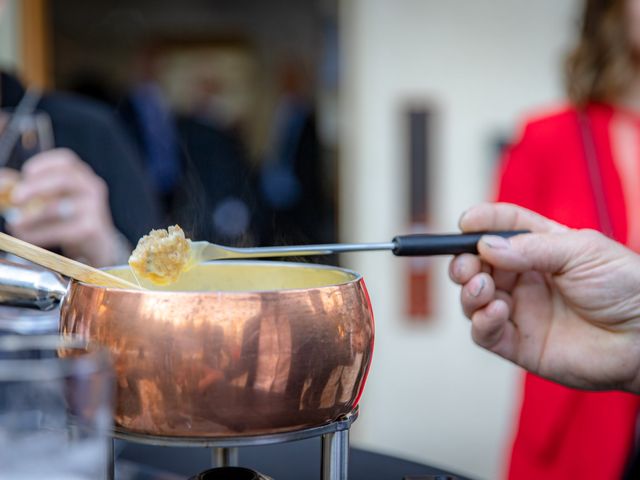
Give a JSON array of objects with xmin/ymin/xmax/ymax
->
[{"xmin": 0, "ymin": 259, "xmax": 374, "ymax": 438}]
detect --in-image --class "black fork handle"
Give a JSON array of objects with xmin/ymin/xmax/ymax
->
[{"xmin": 391, "ymin": 231, "xmax": 529, "ymax": 256}]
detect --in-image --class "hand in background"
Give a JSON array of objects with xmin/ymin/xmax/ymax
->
[
  {"xmin": 449, "ymin": 202, "xmax": 640, "ymax": 393},
  {"xmin": 4, "ymin": 148, "xmax": 127, "ymax": 267}
]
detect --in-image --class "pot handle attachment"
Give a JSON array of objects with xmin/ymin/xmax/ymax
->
[
  {"xmin": 391, "ymin": 230, "xmax": 529, "ymax": 256},
  {"xmin": 0, "ymin": 258, "xmax": 68, "ymax": 310}
]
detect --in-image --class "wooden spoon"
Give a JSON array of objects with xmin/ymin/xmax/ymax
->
[{"xmin": 0, "ymin": 232, "xmax": 142, "ymax": 289}]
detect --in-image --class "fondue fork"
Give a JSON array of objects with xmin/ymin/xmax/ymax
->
[{"xmin": 190, "ymin": 230, "xmax": 528, "ymax": 261}]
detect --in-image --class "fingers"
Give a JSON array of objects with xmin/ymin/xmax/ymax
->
[
  {"xmin": 0, "ymin": 169, "xmax": 20, "ymax": 209},
  {"xmin": 7, "ymin": 197, "xmax": 89, "ymax": 248},
  {"xmin": 0, "ymin": 168, "xmax": 20, "ymax": 187},
  {"xmin": 8, "ymin": 197, "xmax": 75, "ymax": 229},
  {"xmin": 456, "ymin": 272, "xmax": 519, "ymax": 363},
  {"xmin": 460, "ymin": 272, "xmax": 495, "ymax": 318},
  {"xmin": 477, "ymin": 230, "xmax": 596, "ymax": 274},
  {"xmin": 20, "ymin": 148, "xmax": 91, "ymax": 178},
  {"xmin": 470, "ymin": 299, "xmax": 518, "ymax": 362},
  {"xmin": 493, "ymin": 268, "xmax": 518, "ymax": 291},
  {"xmin": 7, "ymin": 218, "xmax": 73, "ymax": 248},
  {"xmin": 12, "ymin": 174, "xmax": 86, "ymax": 206},
  {"xmin": 5, "ymin": 147, "xmax": 110, "ymax": 235},
  {"xmin": 11, "ymin": 149, "xmax": 104, "ymax": 205},
  {"xmin": 449, "ymin": 253, "xmax": 482, "ymax": 284},
  {"xmin": 450, "ymin": 253, "xmax": 516, "ymax": 290},
  {"xmin": 451, "ymin": 254, "xmax": 515, "ymax": 320},
  {"xmin": 1, "ymin": 149, "xmax": 117, "ymax": 265},
  {"xmin": 459, "ymin": 202, "xmax": 568, "ymax": 234}
]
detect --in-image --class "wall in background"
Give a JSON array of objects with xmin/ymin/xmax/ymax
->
[
  {"xmin": 50, "ymin": 0, "xmax": 335, "ymax": 160},
  {"xmin": 0, "ymin": 0, "xmax": 19, "ymax": 70},
  {"xmin": 339, "ymin": 1, "xmax": 579, "ymax": 478}
]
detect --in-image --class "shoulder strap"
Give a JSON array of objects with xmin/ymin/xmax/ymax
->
[{"xmin": 577, "ymin": 109, "xmax": 615, "ymax": 238}]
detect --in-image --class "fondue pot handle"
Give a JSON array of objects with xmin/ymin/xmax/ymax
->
[
  {"xmin": 0, "ymin": 258, "xmax": 67, "ymax": 310},
  {"xmin": 391, "ymin": 230, "xmax": 529, "ymax": 256}
]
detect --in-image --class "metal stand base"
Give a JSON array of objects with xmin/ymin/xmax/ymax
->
[
  {"xmin": 107, "ymin": 437, "xmax": 114, "ymax": 480},
  {"xmin": 322, "ymin": 428, "xmax": 349, "ymax": 480},
  {"xmin": 108, "ymin": 409, "xmax": 357, "ymax": 480},
  {"xmin": 212, "ymin": 447, "xmax": 239, "ymax": 468}
]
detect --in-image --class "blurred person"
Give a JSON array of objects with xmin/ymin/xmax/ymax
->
[
  {"xmin": 169, "ymin": 113, "xmax": 259, "ymax": 245},
  {"xmin": 449, "ymin": 203, "xmax": 640, "ymax": 478},
  {"xmin": 0, "ymin": 71, "xmax": 162, "ymax": 267},
  {"xmin": 123, "ymin": 46, "xmax": 181, "ymax": 209},
  {"xmin": 115, "ymin": 46, "xmax": 259, "ymax": 245},
  {"xmin": 495, "ymin": 0, "xmax": 640, "ymax": 477},
  {"xmin": 259, "ymin": 60, "xmax": 330, "ymax": 245}
]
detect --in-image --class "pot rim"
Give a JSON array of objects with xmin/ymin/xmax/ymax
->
[{"xmin": 76, "ymin": 259, "xmax": 364, "ymax": 295}]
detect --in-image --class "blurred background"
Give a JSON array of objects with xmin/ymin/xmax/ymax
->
[{"xmin": 0, "ymin": 0, "xmax": 580, "ymax": 478}]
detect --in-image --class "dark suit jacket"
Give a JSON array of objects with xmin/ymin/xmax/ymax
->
[{"xmin": 1, "ymin": 72, "xmax": 162, "ymax": 246}]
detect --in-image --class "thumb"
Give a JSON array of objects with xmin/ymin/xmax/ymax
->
[{"xmin": 478, "ymin": 232, "xmax": 576, "ymax": 273}]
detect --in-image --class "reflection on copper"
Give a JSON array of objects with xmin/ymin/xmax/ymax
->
[{"xmin": 60, "ymin": 262, "xmax": 374, "ymax": 438}]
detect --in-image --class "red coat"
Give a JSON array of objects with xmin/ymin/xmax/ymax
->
[{"xmin": 496, "ymin": 103, "xmax": 640, "ymax": 480}]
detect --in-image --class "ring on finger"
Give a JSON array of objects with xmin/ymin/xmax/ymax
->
[{"xmin": 57, "ymin": 198, "xmax": 75, "ymax": 221}]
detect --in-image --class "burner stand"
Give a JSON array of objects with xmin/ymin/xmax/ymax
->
[{"xmin": 108, "ymin": 409, "xmax": 357, "ymax": 480}]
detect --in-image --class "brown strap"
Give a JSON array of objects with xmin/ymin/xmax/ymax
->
[{"xmin": 577, "ymin": 110, "xmax": 615, "ymax": 238}]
